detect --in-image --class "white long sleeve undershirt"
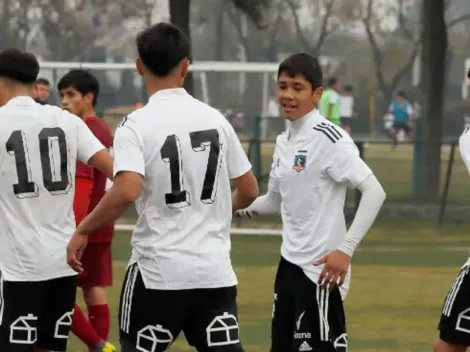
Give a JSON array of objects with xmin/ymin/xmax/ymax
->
[
  {"xmin": 236, "ymin": 174, "xmax": 385, "ymax": 258},
  {"xmin": 338, "ymin": 173, "xmax": 386, "ymax": 257},
  {"xmin": 238, "ymin": 190, "xmax": 282, "ymax": 217}
]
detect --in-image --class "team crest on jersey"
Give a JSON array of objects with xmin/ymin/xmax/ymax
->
[{"xmin": 293, "ymin": 153, "xmax": 307, "ymax": 172}]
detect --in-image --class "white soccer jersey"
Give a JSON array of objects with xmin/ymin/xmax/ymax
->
[
  {"xmin": 113, "ymin": 88, "xmax": 252, "ymax": 290},
  {"xmin": 459, "ymin": 128, "xmax": 470, "ymax": 267},
  {"xmin": 0, "ymin": 96, "xmax": 105, "ymax": 282},
  {"xmin": 269, "ymin": 109, "xmax": 373, "ymax": 299}
]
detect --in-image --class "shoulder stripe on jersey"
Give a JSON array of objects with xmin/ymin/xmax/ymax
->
[
  {"xmin": 319, "ymin": 122, "xmax": 342, "ymax": 139},
  {"xmin": 464, "ymin": 126, "xmax": 470, "ymax": 135},
  {"xmin": 313, "ymin": 123, "xmax": 342, "ymax": 143},
  {"xmin": 117, "ymin": 115, "xmax": 128, "ymax": 128}
]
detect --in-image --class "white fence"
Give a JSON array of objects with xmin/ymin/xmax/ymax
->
[{"xmin": 115, "ymin": 224, "xmax": 282, "ymax": 236}]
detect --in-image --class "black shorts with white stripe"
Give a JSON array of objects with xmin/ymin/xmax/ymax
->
[
  {"xmin": 438, "ymin": 265, "xmax": 470, "ymax": 346},
  {"xmin": 270, "ymin": 257, "xmax": 347, "ymax": 352},
  {"xmin": 119, "ymin": 263, "xmax": 244, "ymax": 352}
]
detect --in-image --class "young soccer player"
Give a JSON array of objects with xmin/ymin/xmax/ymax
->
[
  {"xmin": 236, "ymin": 53, "xmax": 386, "ymax": 352},
  {"xmin": 0, "ymin": 48, "xmax": 113, "ymax": 352},
  {"xmin": 57, "ymin": 70, "xmax": 116, "ymax": 352},
  {"xmin": 66, "ymin": 22, "xmax": 259, "ymax": 352},
  {"xmin": 434, "ymin": 68, "xmax": 470, "ymax": 352},
  {"xmin": 319, "ymin": 77, "xmax": 341, "ymax": 126},
  {"xmin": 339, "ymin": 85, "xmax": 355, "ymax": 134}
]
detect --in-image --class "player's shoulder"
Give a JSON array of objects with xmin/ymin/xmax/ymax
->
[
  {"xmin": 460, "ymin": 126, "xmax": 470, "ymax": 145},
  {"xmin": 311, "ymin": 118, "xmax": 348, "ymax": 144}
]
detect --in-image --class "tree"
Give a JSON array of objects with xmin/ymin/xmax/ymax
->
[
  {"xmin": 416, "ymin": 0, "xmax": 447, "ymax": 202},
  {"xmin": 169, "ymin": 0, "xmax": 272, "ymax": 94},
  {"xmin": 363, "ymin": 0, "xmax": 470, "ymax": 115},
  {"xmin": 362, "ymin": 0, "xmax": 421, "ymax": 114}
]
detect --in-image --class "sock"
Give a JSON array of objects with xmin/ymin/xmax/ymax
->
[
  {"xmin": 88, "ymin": 304, "xmax": 111, "ymax": 341},
  {"xmin": 71, "ymin": 304, "xmax": 103, "ymax": 349}
]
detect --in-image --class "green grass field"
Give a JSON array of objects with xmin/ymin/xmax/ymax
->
[
  {"xmin": 68, "ymin": 220, "xmax": 470, "ymax": 352},
  {"xmin": 248, "ymin": 142, "xmax": 469, "ymax": 204}
]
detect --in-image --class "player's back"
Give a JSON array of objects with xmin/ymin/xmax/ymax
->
[
  {"xmin": 119, "ymin": 89, "xmax": 246, "ymax": 289},
  {"xmin": 0, "ymin": 96, "xmax": 81, "ymax": 281}
]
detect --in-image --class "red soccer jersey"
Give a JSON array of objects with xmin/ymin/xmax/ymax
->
[{"xmin": 75, "ymin": 116, "xmax": 114, "ymax": 243}]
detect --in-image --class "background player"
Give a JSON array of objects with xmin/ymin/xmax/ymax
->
[
  {"xmin": 33, "ymin": 77, "xmax": 50, "ymax": 105},
  {"xmin": 388, "ymin": 90, "xmax": 414, "ymax": 148},
  {"xmin": 319, "ymin": 77, "xmax": 341, "ymax": 126},
  {"xmin": 236, "ymin": 53, "xmax": 386, "ymax": 352},
  {"xmin": 66, "ymin": 22, "xmax": 259, "ymax": 352},
  {"xmin": 58, "ymin": 70, "xmax": 115, "ymax": 352},
  {"xmin": 0, "ymin": 48, "xmax": 113, "ymax": 352},
  {"xmin": 433, "ymin": 68, "xmax": 470, "ymax": 352}
]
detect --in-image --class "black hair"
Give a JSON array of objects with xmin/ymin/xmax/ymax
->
[
  {"xmin": 344, "ymin": 85, "xmax": 354, "ymax": 93},
  {"xmin": 327, "ymin": 77, "xmax": 338, "ymax": 87},
  {"xmin": 277, "ymin": 53, "xmax": 323, "ymax": 90},
  {"xmin": 136, "ymin": 22, "xmax": 190, "ymax": 77},
  {"xmin": 0, "ymin": 48, "xmax": 39, "ymax": 84},
  {"xmin": 36, "ymin": 77, "xmax": 50, "ymax": 86},
  {"xmin": 397, "ymin": 90, "xmax": 406, "ymax": 98},
  {"xmin": 57, "ymin": 69, "xmax": 100, "ymax": 106},
  {"xmin": 467, "ymin": 68, "xmax": 470, "ymax": 79}
]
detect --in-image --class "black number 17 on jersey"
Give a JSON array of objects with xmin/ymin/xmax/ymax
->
[{"xmin": 160, "ymin": 129, "xmax": 222, "ymax": 209}]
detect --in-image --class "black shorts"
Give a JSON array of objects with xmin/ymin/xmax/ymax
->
[
  {"xmin": 119, "ymin": 263, "xmax": 244, "ymax": 352},
  {"xmin": 0, "ymin": 271, "xmax": 77, "ymax": 352},
  {"xmin": 438, "ymin": 266, "xmax": 470, "ymax": 346},
  {"xmin": 271, "ymin": 257, "xmax": 347, "ymax": 352},
  {"xmin": 340, "ymin": 117, "xmax": 352, "ymax": 127},
  {"xmin": 392, "ymin": 121, "xmax": 411, "ymax": 133}
]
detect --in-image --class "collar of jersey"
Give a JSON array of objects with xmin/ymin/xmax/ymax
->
[
  {"xmin": 6, "ymin": 96, "xmax": 35, "ymax": 106},
  {"xmin": 149, "ymin": 88, "xmax": 188, "ymax": 101},
  {"xmin": 288, "ymin": 109, "xmax": 322, "ymax": 140}
]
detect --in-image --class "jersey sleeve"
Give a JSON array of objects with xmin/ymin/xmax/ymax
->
[
  {"xmin": 225, "ymin": 123, "xmax": 252, "ymax": 179},
  {"xmin": 72, "ymin": 113, "xmax": 106, "ymax": 164},
  {"xmin": 325, "ymin": 140, "xmax": 373, "ymax": 188},
  {"xmin": 113, "ymin": 121, "xmax": 145, "ymax": 177},
  {"xmin": 86, "ymin": 118, "xmax": 113, "ymax": 148},
  {"xmin": 329, "ymin": 91, "xmax": 339, "ymax": 104}
]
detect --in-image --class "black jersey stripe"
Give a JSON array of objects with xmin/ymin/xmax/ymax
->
[
  {"xmin": 319, "ymin": 122, "xmax": 342, "ymax": 139},
  {"xmin": 313, "ymin": 126, "xmax": 337, "ymax": 143}
]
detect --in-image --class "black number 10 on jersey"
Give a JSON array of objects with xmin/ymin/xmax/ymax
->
[
  {"xmin": 6, "ymin": 128, "xmax": 71, "ymax": 199},
  {"xmin": 161, "ymin": 129, "xmax": 222, "ymax": 209}
]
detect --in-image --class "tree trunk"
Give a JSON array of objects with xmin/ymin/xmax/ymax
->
[
  {"xmin": 417, "ymin": 0, "xmax": 448, "ymax": 202},
  {"xmin": 169, "ymin": 0, "xmax": 194, "ymax": 95}
]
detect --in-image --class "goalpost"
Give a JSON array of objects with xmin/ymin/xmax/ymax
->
[{"xmin": 39, "ymin": 57, "xmax": 335, "ymax": 117}]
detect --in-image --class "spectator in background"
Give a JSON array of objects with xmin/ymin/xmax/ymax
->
[
  {"xmin": 388, "ymin": 90, "xmax": 414, "ymax": 149},
  {"xmin": 264, "ymin": 95, "xmax": 280, "ymax": 139},
  {"xmin": 340, "ymin": 84, "xmax": 355, "ymax": 134},
  {"xmin": 319, "ymin": 77, "xmax": 341, "ymax": 126},
  {"xmin": 34, "ymin": 77, "xmax": 50, "ymax": 104}
]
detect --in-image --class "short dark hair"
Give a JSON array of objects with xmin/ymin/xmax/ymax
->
[
  {"xmin": 344, "ymin": 85, "xmax": 354, "ymax": 93},
  {"xmin": 467, "ymin": 67, "xmax": 470, "ymax": 79},
  {"xmin": 36, "ymin": 77, "xmax": 50, "ymax": 86},
  {"xmin": 136, "ymin": 22, "xmax": 190, "ymax": 77},
  {"xmin": 327, "ymin": 77, "xmax": 338, "ymax": 87},
  {"xmin": 277, "ymin": 53, "xmax": 323, "ymax": 90},
  {"xmin": 397, "ymin": 90, "xmax": 406, "ymax": 98},
  {"xmin": 57, "ymin": 70, "xmax": 100, "ymax": 106},
  {"xmin": 0, "ymin": 49, "xmax": 39, "ymax": 84}
]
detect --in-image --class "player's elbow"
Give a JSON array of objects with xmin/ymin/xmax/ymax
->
[
  {"xmin": 233, "ymin": 171, "xmax": 259, "ymax": 206},
  {"xmin": 113, "ymin": 171, "xmax": 142, "ymax": 204},
  {"xmin": 87, "ymin": 149, "xmax": 114, "ymax": 180},
  {"xmin": 359, "ymin": 174, "xmax": 386, "ymax": 206}
]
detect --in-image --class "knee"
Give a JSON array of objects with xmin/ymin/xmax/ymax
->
[
  {"xmin": 83, "ymin": 286, "xmax": 107, "ymax": 306},
  {"xmin": 434, "ymin": 338, "xmax": 466, "ymax": 352}
]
